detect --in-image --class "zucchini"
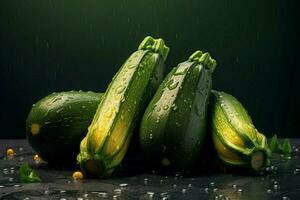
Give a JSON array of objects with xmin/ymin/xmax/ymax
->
[
  {"xmin": 139, "ymin": 51, "xmax": 216, "ymax": 171},
  {"xmin": 26, "ymin": 91, "xmax": 103, "ymax": 167},
  {"xmin": 77, "ymin": 36, "xmax": 169, "ymax": 177},
  {"xmin": 210, "ymin": 90, "xmax": 270, "ymax": 171}
]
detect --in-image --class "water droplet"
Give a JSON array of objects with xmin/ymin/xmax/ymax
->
[
  {"xmin": 83, "ymin": 193, "xmax": 89, "ymax": 198},
  {"xmin": 213, "ymin": 188, "xmax": 218, "ymax": 193},
  {"xmin": 167, "ymin": 80, "xmax": 179, "ymax": 90},
  {"xmin": 127, "ymin": 64, "xmax": 136, "ymax": 69},
  {"xmin": 144, "ymin": 178, "xmax": 149, "ymax": 184},
  {"xmin": 232, "ymin": 184, "xmax": 237, "ymax": 190},
  {"xmin": 160, "ymin": 192, "xmax": 170, "ymax": 200},
  {"xmin": 210, "ymin": 182, "xmax": 215, "ymax": 187},
  {"xmin": 160, "ymin": 179, "xmax": 163, "ymax": 184},
  {"xmin": 116, "ymin": 85, "xmax": 126, "ymax": 94},
  {"xmin": 282, "ymin": 196, "xmax": 289, "ymax": 200},
  {"xmin": 182, "ymin": 189, "xmax": 186, "ymax": 194},
  {"xmin": 149, "ymin": 134, "xmax": 153, "ymax": 140},
  {"xmin": 56, "ymin": 109, "xmax": 62, "ymax": 113},
  {"xmin": 32, "ymin": 104, "xmax": 36, "ymax": 107},
  {"xmin": 120, "ymin": 183, "xmax": 128, "ymax": 190},
  {"xmin": 163, "ymin": 105, "xmax": 169, "ymax": 110},
  {"xmin": 13, "ymin": 184, "xmax": 22, "ymax": 188},
  {"xmin": 274, "ymin": 184, "xmax": 280, "ymax": 190},
  {"xmin": 237, "ymin": 188, "xmax": 243, "ymax": 193},
  {"xmin": 146, "ymin": 191, "xmax": 154, "ymax": 198},
  {"xmin": 267, "ymin": 189, "xmax": 272, "ymax": 193},
  {"xmin": 205, "ymin": 187, "xmax": 209, "ymax": 193},
  {"xmin": 171, "ymin": 104, "xmax": 178, "ymax": 111},
  {"xmin": 114, "ymin": 188, "xmax": 122, "ymax": 196},
  {"xmin": 294, "ymin": 168, "xmax": 300, "ymax": 174},
  {"xmin": 188, "ymin": 183, "xmax": 192, "ymax": 188},
  {"xmin": 156, "ymin": 118, "xmax": 160, "ymax": 123},
  {"xmin": 104, "ymin": 108, "xmax": 113, "ymax": 118},
  {"xmin": 98, "ymin": 192, "xmax": 108, "ymax": 198}
]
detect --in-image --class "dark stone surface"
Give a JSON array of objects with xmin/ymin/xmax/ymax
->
[{"xmin": 0, "ymin": 139, "xmax": 300, "ymax": 200}]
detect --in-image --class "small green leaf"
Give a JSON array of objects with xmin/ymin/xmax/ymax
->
[
  {"xmin": 282, "ymin": 139, "xmax": 292, "ymax": 155},
  {"xmin": 19, "ymin": 162, "xmax": 41, "ymax": 183},
  {"xmin": 269, "ymin": 134, "xmax": 279, "ymax": 152}
]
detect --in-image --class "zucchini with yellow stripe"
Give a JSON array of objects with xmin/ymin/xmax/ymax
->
[
  {"xmin": 77, "ymin": 36, "xmax": 169, "ymax": 177},
  {"xmin": 210, "ymin": 90, "xmax": 270, "ymax": 171}
]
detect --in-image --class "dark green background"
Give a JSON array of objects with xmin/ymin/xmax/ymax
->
[{"xmin": 0, "ymin": 0, "xmax": 298, "ymax": 139}]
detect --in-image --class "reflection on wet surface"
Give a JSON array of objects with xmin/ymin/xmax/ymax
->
[{"xmin": 0, "ymin": 140, "xmax": 299, "ymax": 199}]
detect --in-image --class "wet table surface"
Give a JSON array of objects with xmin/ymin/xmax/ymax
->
[{"xmin": 0, "ymin": 139, "xmax": 300, "ymax": 200}]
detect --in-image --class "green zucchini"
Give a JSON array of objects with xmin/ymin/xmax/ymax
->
[
  {"xmin": 139, "ymin": 51, "xmax": 216, "ymax": 171},
  {"xmin": 26, "ymin": 91, "xmax": 103, "ymax": 167},
  {"xmin": 210, "ymin": 90, "xmax": 270, "ymax": 171},
  {"xmin": 77, "ymin": 36, "xmax": 169, "ymax": 177}
]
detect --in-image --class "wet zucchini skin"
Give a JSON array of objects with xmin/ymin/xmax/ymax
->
[
  {"xmin": 77, "ymin": 36, "xmax": 169, "ymax": 177},
  {"xmin": 139, "ymin": 51, "xmax": 216, "ymax": 171},
  {"xmin": 26, "ymin": 91, "xmax": 103, "ymax": 167},
  {"xmin": 210, "ymin": 90, "xmax": 270, "ymax": 171}
]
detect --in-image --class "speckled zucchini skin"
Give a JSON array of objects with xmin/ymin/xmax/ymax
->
[
  {"xmin": 77, "ymin": 36, "xmax": 169, "ymax": 177},
  {"xmin": 26, "ymin": 91, "xmax": 103, "ymax": 167},
  {"xmin": 139, "ymin": 51, "xmax": 216, "ymax": 172},
  {"xmin": 210, "ymin": 90, "xmax": 270, "ymax": 171}
]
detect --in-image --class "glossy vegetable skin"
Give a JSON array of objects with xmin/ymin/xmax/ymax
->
[
  {"xmin": 210, "ymin": 90, "xmax": 270, "ymax": 171},
  {"xmin": 139, "ymin": 51, "xmax": 216, "ymax": 171},
  {"xmin": 77, "ymin": 36, "xmax": 169, "ymax": 177},
  {"xmin": 26, "ymin": 91, "xmax": 103, "ymax": 166}
]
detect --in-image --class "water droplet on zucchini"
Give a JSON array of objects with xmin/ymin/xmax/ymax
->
[
  {"xmin": 163, "ymin": 105, "xmax": 169, "ymax": 110},
  {"xmin": 167, "ymin": 80, "xmax": 178, "ymax": 90},
  {"xmin": 116, "ymin": 85, "xmax": 126, "ymax": 94}
]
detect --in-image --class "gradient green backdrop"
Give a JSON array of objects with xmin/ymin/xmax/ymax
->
[{"xmin": 0, "ymin": 0, "xmax": 298, "ymax": 138}]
